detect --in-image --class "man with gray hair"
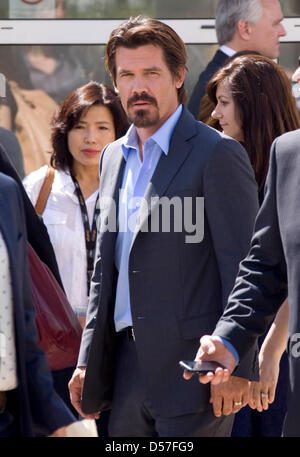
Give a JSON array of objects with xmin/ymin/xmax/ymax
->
[{"xmin": 188, "ymin": 0, "xmax": 286, "ymax": 118}]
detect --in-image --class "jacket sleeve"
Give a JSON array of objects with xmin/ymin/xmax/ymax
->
[
  {"xmin": 213, "ymin": 138, "xmax": 287, "ymax": 362},
  {"xmin": 203, "ymin": 136, "xmax": 260, "ymax": 379}
]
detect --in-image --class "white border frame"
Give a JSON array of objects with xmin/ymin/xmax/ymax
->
[{"xmin": 0, "ymin": 18, "xmax": 298, "ymax": 44}]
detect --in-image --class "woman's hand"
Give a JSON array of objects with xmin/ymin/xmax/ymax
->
[
  {"xmin": 249, "ymin": 299, "xmax": 289, "ymax": 412},
  {"xmin": 248, "ymin": 352, "xmax": 280, "ymax": 412}
]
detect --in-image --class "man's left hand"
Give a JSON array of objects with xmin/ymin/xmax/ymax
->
[{"xmin": 210, "ymin": 376, "xmax": 250, "ymax": 417}]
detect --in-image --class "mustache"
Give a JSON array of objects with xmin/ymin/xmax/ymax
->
[{"xmin": 127, "ymin": 93, "xmax": 158, "ymax": 108}]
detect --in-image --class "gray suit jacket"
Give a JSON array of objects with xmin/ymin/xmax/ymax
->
[
  {"xmin": 78, "ymin": 107, "xmax": 259, "ymax": 417},
  {"xmin": 214, "ymin": 129, "xmax": 300, "ymax": 436}
]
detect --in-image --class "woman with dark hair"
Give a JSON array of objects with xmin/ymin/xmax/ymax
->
[
  {"xmin": 23, "ymin": 81, "xmax": 128, "ymax": 427},
  {"xmin": 24, "ymin": 81, "xmax": 129, "ymax": 328},
  {"xmin": 205, "ymin": 54, "xmax": 300, "ymax": 437},
  {"xmin": 207, "ymin": 53, "xmax": 300, "ymax": 194}
]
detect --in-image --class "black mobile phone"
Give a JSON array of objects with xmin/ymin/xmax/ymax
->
[{"xmin": 179, "ymin": 360, "xmax": 225, "ymax": 375}]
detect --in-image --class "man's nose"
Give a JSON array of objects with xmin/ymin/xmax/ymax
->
[
  {"xmin": 131, "ymin": 76, "xmax": 148, "ymax": 94},
  {"xmin": 279, "ymin": 22, "xmax": 286, "ymax": 37}
]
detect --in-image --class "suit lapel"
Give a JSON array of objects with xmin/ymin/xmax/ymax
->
[
  {"xmin": 99, "ymin": 143, "xmax": 125, "ymax": 236},
  {"xmin": 105, "ymin": 143, "xmax": 125, "ymax": 203},
  {"xmin": 131, "ymin": 107, "xmax": 197, "ymax": 246},
  {"xmin": 97, "ymin": 143, "xmax": 125, "ymax": 277}
]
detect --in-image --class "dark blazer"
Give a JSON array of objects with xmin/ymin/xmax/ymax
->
[
  {"xmin": 0, "ymin": 144, "xmax": 63, "ymax": 289},
  {"xmin": 0, "ymin": 173, "xmax": 74, "ymax": 436},
  {"xmin": 214, "ymin": 129, "xmax": 300, "ymax": 437},
  {"xmin": 0, "ymin": 127, "xmax": 25, "ymax": 178},
  {"xmin": 78, "ymin": 107, "xmax": 259, "ymax": 417},
  {"xmin": 187, "ymin": 49, "xmax": 228, "ymax": 118}
]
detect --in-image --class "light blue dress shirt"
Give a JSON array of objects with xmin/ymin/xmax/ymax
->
[
  {"xmin": 215, "ymin": 337, "xmax": 239, "ymax": 365},
  {"xmin": 113, "ymin": 103, "xmax": 240, "ymax": 365},
  {"xmin": 114, "ymin": 104, "xmax": 183, "ymax": 332}
]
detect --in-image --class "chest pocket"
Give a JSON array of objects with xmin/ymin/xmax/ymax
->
[
  {"xmin": 43, "ymin": 209, "xmax": 68, "ymax": 226},
  {"xmin": 42, "ymin": 209, "xmax": 71, "ymax": 255}
]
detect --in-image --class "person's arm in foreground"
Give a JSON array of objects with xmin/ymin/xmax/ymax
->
[
  {"xmin": 184, "ymin": 137, "xmax": 288, "ymax": 387},
  {"xmin": 192, "ymin": 137, "xmax": 258, "ymax": 415},
  {"xmin": 249, "ymin": 298, "xmax": 289, "ymax": 411}
]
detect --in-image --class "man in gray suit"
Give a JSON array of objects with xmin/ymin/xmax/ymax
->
[
  {"xmin": 188, "ymin": 0, "xmax": 286, "ymax": 118},
  {"xmin": 68, "ymin": 16, "xmax": 258, "ymax": 437},
  {"xmin": 190, "ymin": 129, "xmax": 300, "ymax": 436}
]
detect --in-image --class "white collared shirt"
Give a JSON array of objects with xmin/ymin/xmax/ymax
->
[
  {"xmin": 23, "ymin": 166, "xmax": 98, "ymax": 317},
  {"xmin": 219, "ymin": 45, "xmax": 236, "ymax": 57},
  {"xmin": 0, "ymin": 231, "xmax": 18, "ymax": 391}
]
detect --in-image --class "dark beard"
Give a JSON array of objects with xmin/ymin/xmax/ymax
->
[
  {"xmin": 127, "ymin": 92, "xmax": 159, "ymax": 128},
  {"xmin": 128, "ymin": 108, "xmax": 160, "ymax": 128}
]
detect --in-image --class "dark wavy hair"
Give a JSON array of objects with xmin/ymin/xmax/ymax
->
[
  {"xmin": 50, "ymin": 81, "xmax": 129, "ymax": 172},
  {"xmin": 105, "ymin": 15, "xmax": 187, "ymax": 104},
  {"xmin": 206, "ymin": 54, "xmax": 300, "ymax": 190}
]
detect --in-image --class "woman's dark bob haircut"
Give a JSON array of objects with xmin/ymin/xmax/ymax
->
[{"xmin": 50, "ymin": 81, "xmax": 129, "ymax": 172}]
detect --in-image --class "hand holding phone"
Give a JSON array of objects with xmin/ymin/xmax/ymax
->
[{"xmin": 179, "ymin": 360, "xmax": 225, "ymax": 375}]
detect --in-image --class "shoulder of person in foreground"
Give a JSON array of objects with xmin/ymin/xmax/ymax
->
[
  {"xmin": 98, "ymin": 136, "xmax": 126, "ymax": 186},
  {"xmin": 272, "ymin": 128, "xmax": 300, "ymax": 161},
  {"xmin": 199, "ymin": 128, "xmax": 259, "ymax": 219},
  {"xmin": 100, "ymin": 137, "xmax": 125, "ymax": 168}
]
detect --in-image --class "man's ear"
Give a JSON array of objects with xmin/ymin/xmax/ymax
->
[
  {"xmin": 175, "ymin": 66, "xmax": 186, "ymax": 89},
  {"xmin": 237, "ymin": 20, "xmax": 253, "ymax": 42},
  {"xmin": 113, "ymin": 84, "xmax": 119, "ymax": 94}
]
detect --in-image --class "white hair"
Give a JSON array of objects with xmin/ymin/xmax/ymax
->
[{"xmin": 216, "ymin": 0, "xmax": 263, "ymax": 45}]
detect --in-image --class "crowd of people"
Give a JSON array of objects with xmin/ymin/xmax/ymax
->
[{"xmin": 1, "ymin": 0, "xmax": 300, "ymax": 438}]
